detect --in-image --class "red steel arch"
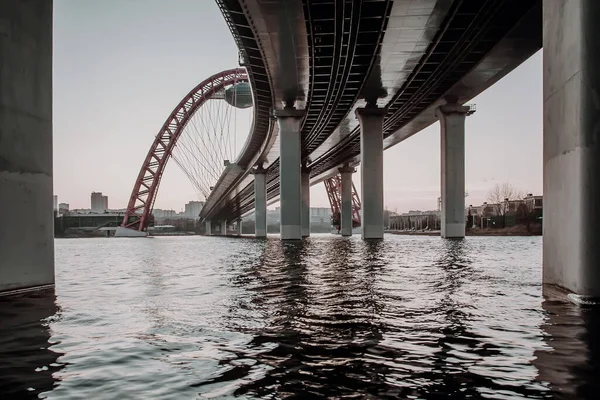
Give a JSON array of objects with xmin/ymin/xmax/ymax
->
[
  {"xmin": 121, "ymin": 68, "xmax": 248, "ymax": 231},
  {"xmin": 324, "ymin": 174, "xmax": 362, "ymax": 229}
]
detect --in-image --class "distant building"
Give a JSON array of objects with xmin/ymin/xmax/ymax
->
[
  {"xmin": 59, "ymin": 212, "xmax": 126, "ymax": 230},
  {"xmin": 503, "ymin": 198, "xmax": 523, "ymax": 216},
  {"xmin": 102, "ymin": 195, "xmax": 108, "ymax": 211},
  {"xmin": 58, "ymin": 203, "xmax": 69, "ymax": 214},
  {"xmin": 69, "ymin": 208, "xmax": 92, "ymax": 214},
  {"xmin": 265, "ymin": 207, "xmax": 332, "ymax": 224},
  {"xmin": 184, "ymin": 201, "xmax": 204, "ymax": 219},
  {"xmin": 267, "ymin": 208, "xmax": 280, "ymax": 224},
  {"xmin": 53, "ymin": 195, "xmax": 58, "ymax": 212},
  {"xmin": 310, "ymin": 207, "xmax": 330, "ymax": 223},
  {"xmin": 524, "ymin": 194, "xmax": 543, "ymax": 212},
  {"xmin": 153, "ymin": 209, "xmax": 177, "ymax": 219},
  {"xmin": 91, "ymin": 192, "xmax": 105, "ymax": 213},
  {"xmin": 469, "ymin": 202, "xmax": 497, "ymax": 218},
  {"xmin": 468, "ymin": 194, "xmax": 543, "ymax": 229},
  {"xmin": 152, "ymin": 208, "xmax": 181, "ymax": 220},
  {"xmin": 389, "ymin": 211, "xmax": 440, "ymax": 231}
]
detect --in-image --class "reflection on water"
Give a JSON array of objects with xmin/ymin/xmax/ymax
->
[
  {"xmin": 0, "ymin": 291, "xmax": 63, "ymax": 396},
  {"xmin": 534, "ymin": 287, "xmax": 600, "ymax": 399},
  {"xmin": 1, "ymin": 235, "xmax": 599, "ymax": 398}
]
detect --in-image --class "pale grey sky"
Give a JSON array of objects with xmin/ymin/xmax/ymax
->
[{"xmin": 53, "ymin": 0, "xmax": 542, "ymax": 213}]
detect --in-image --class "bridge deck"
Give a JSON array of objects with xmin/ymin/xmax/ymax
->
[{"xmin": 203, "ymin": 0, "xmax": 542, "ymax": 223}]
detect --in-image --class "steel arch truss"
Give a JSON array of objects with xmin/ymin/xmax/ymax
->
[
  {"xmin": 122, "ymin": 68, "xmax": 248, "ymax": 231},
  {"xmin": 324, "ymin": 174, "xmax": 361, "ymax": 229}
]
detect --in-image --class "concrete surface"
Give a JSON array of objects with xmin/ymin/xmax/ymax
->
[
  {"xmin": 253, "ymin": 169, "xmax": 267, "ymax": 238},
  {"xmin": 543, "ymin": 0, "xmax": 600, "ymax": 299},
  {"xmin": 276, "ymin": 108, "xmax": 304, "ymax": 240},
  {"xmin": 301, "ymin": 169, "xmax": 310, "ymax": 237},
  {"xmin": 339, "ymin": 165, "xmax": 354, "ymax": 237},
  {"xmin": 357, "ymin": 107, "xmax": 386, "ymax": 239},
  {"xmin": 436, "ymin": 104, "xmax": 469, "ymax": 239},
  {"xmin": 0, "ymin": 1, "xmax": 54, "ymax": 293}
]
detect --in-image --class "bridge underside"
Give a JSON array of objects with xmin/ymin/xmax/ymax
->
[
  {"xmin": 3, "ymin": 0, "xmax": 600, "ymax": 302},
  {"xmin": 204, "ymin": 0, "xmax": 542, "ymax": 224}
]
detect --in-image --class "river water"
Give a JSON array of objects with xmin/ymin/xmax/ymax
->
[{"xmin": 1, "ymin": 235, "xmax": 599, "ymax": 399}]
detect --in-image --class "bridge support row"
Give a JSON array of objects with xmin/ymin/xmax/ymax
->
[
  {"xmin": 248, "ymin": 102, "xmax": 467, "ymax": 242},
  {"xmin": 243, "ymin": 1, "xmax": 600, "ymax": 305},
  {"xmin": 204, "ymin": 219, "xmax": 242, "ymax": 236}
]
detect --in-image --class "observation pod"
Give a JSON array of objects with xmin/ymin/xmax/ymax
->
[{"xmin": 225, "ymin": 82, "xmax": 253, "ymax": 109}]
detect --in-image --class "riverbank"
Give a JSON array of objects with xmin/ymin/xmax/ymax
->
[{"xmin": 387, "ymin": 225, "xmax": 541, "ymax": 236}]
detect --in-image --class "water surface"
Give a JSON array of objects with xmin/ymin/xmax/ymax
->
[{"xmin": 1, "ymin": 235, "xmax": 599, "ymax": 399}]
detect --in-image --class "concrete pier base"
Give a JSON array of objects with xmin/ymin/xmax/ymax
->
[
  {"xmin": 356, "ymin": 107, "xmax": 386, "ymax": 240},
  {"xmin": 543, "ymin": 0, "xmax": 600, "ymax": 300},
  {"xmin": 0, "ymin": 1, "xmax": 54, "ymax": 293},
  {"xmin": 275, "ymin": 108, "xmax": 305, "ymax": 240},
  {"xmin": 220, "ymin": 221, "xmax": 227, "ymax": 236},
  {"xmin": 205, "ymin": 221, "xmax": 212, "ymax": 236},
  {"xmin": 339, "ymin": 165, "xmax": 355, "ymax": 237},
  {"xmin": 115, "ymin": 227, "xmax": 147, "ymax": 237},
  {"xmin": 435, "ymin": 104, "xmax": 470, "ymax": 239},
  {"xmin": 301, "ymin": 166, "xmax": 310, "ymax": 237},
  {"xmin": 236, "ymin": 219, "xmax": 242, "ymax": 236},
  {"xmin": 253, "ymin": 167, "xmax": 267, "ymax": 238}
]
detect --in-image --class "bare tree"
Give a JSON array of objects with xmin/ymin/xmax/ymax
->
[{"xmin": 487, "ymin": 183, "xmax": 524, "ymax": 227}]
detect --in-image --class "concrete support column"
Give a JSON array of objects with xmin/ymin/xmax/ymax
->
[
  {"xmin": 205, "ymin": 221, "xmax": 212, "ymax": 236},
  {"xmin": 275, "ymin": 108, "xmax": 305, "ymax": 240},
  {"xmin": 236, "ymin": 219, "xmax": 242, "ymax": 236},
  {"xmin": 254, "ymin": 167, "xmax": 267, "ymax": 238},
  {"xmin": 1, "ymin": 1, "xmax": 54, "ymax": 293},
  {"xmin": 339, "ymin": 165, "xmax": 355, "ymax": 237},
  {"xmin": 356, "ymin": 107, "xmax": 386, "ymax": 239},
  {"xmin": 301, "ymin": 165, "xmax": 311, "ymax": 237},
  {"xmin": 220, "ymin": 221, "xmax": 227, "ymax": 236},
  {"xmin": 435, "ymin": 104, "xmax": 470, "ymax": 239},
  {"xmin": 543, "ymin": 0, "xmax": 600, "ymax": 301}
]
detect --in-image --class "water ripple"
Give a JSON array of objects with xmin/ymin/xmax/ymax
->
[{"xmin": 0, "ymin": 235, "xmax": 599, "ymax": 398}]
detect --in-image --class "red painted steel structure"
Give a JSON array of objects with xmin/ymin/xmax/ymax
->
[
  {"xmin": 121, "ymin": 68, "xmax": 248, "ymax": 231},
  {"xmin": 324, "ymin": 175, "xmax": 361, "ymax": 229}
]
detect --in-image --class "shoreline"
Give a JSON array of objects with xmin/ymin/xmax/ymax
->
[{"xmin": 386, "ymin": 229, "xmax": 541, "ymax": 237}]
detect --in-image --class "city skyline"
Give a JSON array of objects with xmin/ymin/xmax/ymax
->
[{"xmin": 53, "ymin": 0, "xmax": 542, "ymax": 213}]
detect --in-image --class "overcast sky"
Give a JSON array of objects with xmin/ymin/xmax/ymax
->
[{"xmin": 53, "ymin": 0, "xmax": 542, "ymax": 213}]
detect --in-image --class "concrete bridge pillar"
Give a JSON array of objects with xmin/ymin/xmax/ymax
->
[
  {"xmin": 253, "ymin": 167, "xmax": 267, "ymax": 238},
  {"xmin": 339, "ymin": 165, "xmax": 355, "ymax": 237},
  {"xmin": 1, "ymin": 1, "xmax": 54, "ymax": 294},
  {"xmin": 543, "ymin": 0, "xmax": 600, "ymax": 302},
  {"xmin": 301, "ymin": 164, "xmax": 311, "ymax": 237},
  {"xmin": 236, "ymin": 219, "xmax": 242, "ymax": 236},
  {"xmin": 356, "ymin": 107, "xmax": 386, "ymax": 239},
  {"xmin": 205, "ymin": 221, "xmax": 212, "ymax": 235},
  {"xmin": 435, "ymin": 104, "xmax": 470, "ymax": 239},
  {"xmin": 275, "ymin": 108, "xmax": 305, "ymax": 240},
  {"xmin": 220, "ymin": 221, "xmax": 227, "ymax": 236}
]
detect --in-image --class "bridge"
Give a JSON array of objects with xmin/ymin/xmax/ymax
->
[
  {"xmin": 2, "ymin": 0, "xmax": 600, "ymax": 303},
  {"xmin": 119, "ymin": 0, "xmax": 542, "ymax": 240}
]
